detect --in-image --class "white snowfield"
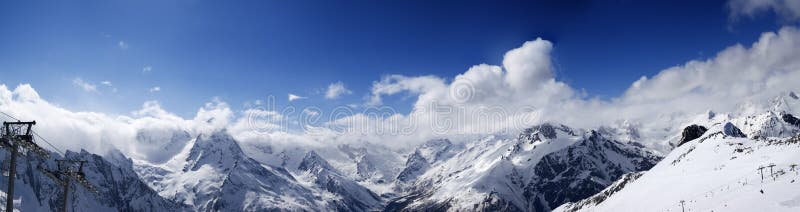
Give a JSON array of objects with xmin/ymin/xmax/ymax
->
[{"xmin": 556, "ymin": 116, "xmax": 800, "ymax": 212}]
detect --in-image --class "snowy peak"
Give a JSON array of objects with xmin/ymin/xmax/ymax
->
[
  {"xmin": 296, "ymin": 151, "xmax": 383, "ymax": 211},
  {"xmin": 183, "ymin": 130, "xmax": 244, "ymax": 172},
  {"xmin": 518, "ymin": 123, "xmax": 576, "ymax": 144},
  {"xmin": 734, "ymin": 111, "xmax": 799, "ymax": 140},
  {"xmin": 396, "ymin": 139, "xmax": 461, "ymax": 185},
  {"xmin": 133, "ymin": 130, "xmax": 326, "ymax": 211},
  {"xmin": 723, "ymin": 122, "xmax": 746, "ymax": 137},
  {"xmin": 335, "ymin": 143, "xmax": 404, "ymax": 189},
  {"xmin": 771, "ymin": 91, "xmax": 800, "ymax": 114},
  {"xmin": 298, "ymin": 150, "xmax": 337, "ymax": 174},
  {"xmin": 211, "ymin": 154, "xmax": 319, "ymax": 211},
  {"xmin": 417, "ymin": 138, "xmax": 456, "ymax": 163},
  {"xmin": 396, "ymin": 150, "xmax": 430, "ymax": 183}
]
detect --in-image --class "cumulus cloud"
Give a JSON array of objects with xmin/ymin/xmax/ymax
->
[
  {"xmin": 149, "ymin": 86, "xmax": 161, "ymax": 92},
  {"xmin": 503, "ymin": 38, "xmax": 555, "ymax": 92},
  {"xmin": 728, "ymin": 0, "xmax": 800, "ymax": 22},
  {"xmin": 363, "ymin": 38, "xmax": 575, "ymax": 139},
  {"xmin": 360, "ymin": 27, "xmax": 800, "ymax": 148},
  {"xmin": 288, "ymin": 93, "xmax": 306, "ymax": 101},
  {"xmin": 72, "ymin": 78, "xmax": 97, "ymax": 93},
  {"xmin": 617, "ymin": 27, "xmax": 800, "ymax": 119},
  {"xmin": 324, "ymin": 81, "xmax": 352, "ymax": 99}
]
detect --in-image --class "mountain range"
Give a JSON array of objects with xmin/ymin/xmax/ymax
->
[{"xmin": 0, "ymin": 93, "xmax": 798, "ymax": 211}]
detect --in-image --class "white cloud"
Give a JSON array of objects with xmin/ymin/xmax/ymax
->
[
  {"xmin": 617, "ymin": 27, "xmax": 800, "ymax": 118},
  {"xmin": 503, "ymin": 38, "xmax": 555, "ymax": 92},
  {"xmin": 142, "ymin": 66, "xmax": 152, "ymax": 73},
  {"xmin": 118, "ymin": 41, "xmax": 129, "ymax": 50},
  {"xmin": 324, "ymin": 81, "xmax": 352, "ymax": 99},
  {"xmin": 288, "ymin": 93, "xmax": 306, "ymax": 102},
  {"xmin": 2, "ymin": 27, "xmax": 800, "ymax": 160},
  {"xmin": 72, "ymin": 78, "xmax": 97, "ymax": 93},
  {"xmin": 149, "ymin": 86, "xmax": 161, "ymax": 92},
  {"xmin": 0, "ymin": 85, "xmax": 233, "ymax": 162},
  {"xmin": 728, "ymin": 0, "xmax": 800, "ymax": 22},
  {"xmin": 369, "ymin": 75, "xmax": 448, "ymax": 106},
  {"xmin": 360, "ymin": 27, "xmax": 800, "ymax": 148}
]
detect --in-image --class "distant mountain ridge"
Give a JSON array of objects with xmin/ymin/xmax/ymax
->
[{"xmin": 3, "ymin": 94, "xmax": 798, "ymax": 211}]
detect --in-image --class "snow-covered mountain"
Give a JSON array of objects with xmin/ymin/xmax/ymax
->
[
  {"xmin": 133, "ymin": 129, "xmax": 391, "ymax": 211},
  {"xmin": 296, "ymin": 151, "xmax": 383, "ymax": 211},
  {"xmin": 0, "ymin": 149, "xmax": 186, "ymax": 211},
  {"xmin": 555, "ymin": 109, "xmax": 800, "ymax": 211},
  {"xmin": 385, "ymin": 123, "xmax": 662, "ymax": 211},
  {"xmin": 395, "ymin": 139, "xmax": 462, "ymax": 188},
  {"xmin": 134, "ymin": 130, "xmax": 325, "ymax": 211},
  {"xmin": 3, "ymin": 93, "xmax": 797, "ymax": 211}
]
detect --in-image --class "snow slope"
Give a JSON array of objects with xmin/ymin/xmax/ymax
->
[{"xmin": 556, "ymin": 113, "xmax": 800, "ymax": 212}]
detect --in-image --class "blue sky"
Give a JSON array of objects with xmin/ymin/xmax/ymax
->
[{"xmin": 0, "ymin": 0, "xmax": 787, "ymax": 118}]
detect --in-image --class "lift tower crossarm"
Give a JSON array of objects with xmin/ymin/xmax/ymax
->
[{"xmin": 38, "ymin": 159, "xmax": 98, "ymax": 212}]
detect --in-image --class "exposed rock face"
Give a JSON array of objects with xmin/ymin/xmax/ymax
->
[
  {"xmin": 678, "ymin": 125, "xmax": 708, "ymax": 146},
  {"xmin": 395, "ymin": 150, "xmax": 430, "ymax": 184},
  {"xmin": 782, "ymin": 113, "xmax": 800, "ymax": 127},
  {"xmin": 522, "ymin": 131, "xmax": 660, "ymax": 211},
  {"xmin": 68, "ymin": 150, "xmax": 189, "ymax": 211},
  {"xmin": 723, "ymin": 122, "xmax": 746, "ymax": 137},
  {"xmin": 556, "ymin": 172, "xmax": 645, "ymax": 212}
]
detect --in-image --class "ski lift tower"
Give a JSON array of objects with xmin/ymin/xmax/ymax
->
[
  {"xmin": 38, "ymin": 160, "xmax": 98, "ymax": 212},
  {"xmin": 0, "ymin": 121, "xmax": 50, "ymax": 212}
]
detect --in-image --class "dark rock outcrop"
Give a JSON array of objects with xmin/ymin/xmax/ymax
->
[
  {"xmin": 783, "ymin": 113, "xmax": 800, "ymax": 128},
  {"xmin": 678, "ymin": 125, "xmax": 708, "ymax": 146},
  {"xmin": 723, "ymin": 122, "xmax": 746, "ymax": 138}
]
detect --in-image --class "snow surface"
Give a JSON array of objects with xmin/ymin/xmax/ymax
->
[{"xmin": 556, "ymin": 112, "xmax": 800, "ymax": 212}]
